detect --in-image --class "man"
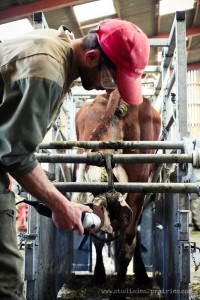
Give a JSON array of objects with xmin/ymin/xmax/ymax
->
[{"xmin": 0, "ymin": 19, "xmax": 149, "ymax": 299}]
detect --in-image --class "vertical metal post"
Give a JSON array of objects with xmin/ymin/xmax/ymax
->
[
  {"xmin": 161, "ymin": 48, "xmax": 169, "ymax": 138},
  {"xmin": 153, "ymin": 11, "xmax": 191, "ymax": 300},
  {"xmin": 178, "ymin": 195, "xmax": 190, "ymax": 299},
  {"xmin": 33, "ymin": 12, "xmax": 48, "ymax": 29},
  {"xmin": 175, "ymin": 12, "xmax": 190, "ymax": 300},
  {"xmin": 25, "ymin": 202, "xmax": 40, "ymax": 299},
  {"xmin": 175, "ymin": 12, "xmax": 189, "ymax": 140},
  {"xmin": 65, "ymin": 92, "xmax": 76, "ymax": 141}
]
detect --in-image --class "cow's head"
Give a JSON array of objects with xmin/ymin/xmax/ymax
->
[
  {"xmin": 84, "ymin": 165, "xmax": 133, "ymax": 234},
  {"xmin": 92, "ymin": 189, "xmax": 133, "ymax": 234}
]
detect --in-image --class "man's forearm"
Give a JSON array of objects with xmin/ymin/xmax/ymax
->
[
  {"xmin": 14, "ymin": 163, "xmax": 68, "ymax": 212},
  {"xmin": 14, "ymin": 163, "xmax": 92, "ymax": 234}
]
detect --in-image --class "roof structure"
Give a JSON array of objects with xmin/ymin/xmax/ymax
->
[{"xmin": 0, "ymin": 0, "xmax": 199, "ymax": 67}]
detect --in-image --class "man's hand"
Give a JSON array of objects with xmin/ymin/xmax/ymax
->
[
  {"xmin": 15, "ymin": 164, "xmax": 92, "ymax": 235},
  {"xmin": 51, "ymin": 201, "xmax": 92, "ymax": 235}
]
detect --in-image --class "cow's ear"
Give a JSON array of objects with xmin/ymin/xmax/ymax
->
[{"xmin": 85, "ymin": 49, "xmax": 100, "ymax": 67}]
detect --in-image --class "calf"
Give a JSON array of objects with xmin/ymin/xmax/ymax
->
[{"xmin": 73, "ymin": 89, "xmax": 161, "ymax": 299}]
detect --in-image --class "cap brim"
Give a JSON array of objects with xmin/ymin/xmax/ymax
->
[{"xmin": 116, "ymin": 70, "xmax": 143, "ymax": 105}]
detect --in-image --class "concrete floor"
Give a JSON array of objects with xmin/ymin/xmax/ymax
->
[{"xmin": 19, "ymin": 227, "xmax": 200, "ymax": 299}]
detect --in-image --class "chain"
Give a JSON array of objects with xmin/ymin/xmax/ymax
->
[
  {"xmin": 191, "ymin": 244, "xmax": 200, "ymax": 271},
  {"xmin": 192, "ymin": 252, "xmax": 200, "ymax": 271}
]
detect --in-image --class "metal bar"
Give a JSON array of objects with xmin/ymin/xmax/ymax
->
[
  {"xmin": 144, "ymin": 65, "xmax": 162, "ymax": 73},
  {"xmin": 163, "ymin": 14, "xmax": 176, "ymax": 68},
  {"xmin": 150, "ymin": 26, "xmax": 200, "ymax": 40},
  {"xmin": 175, "ymin": 11, "xmax": 189, "ymax": 139},
  {"xmin": 149, "ymin": 38, "xmax": 169, "ymax": 47},
  {"xmin": 175, "ymin": 12, "xmax": 190, "ymax": 300},
  {"xmin": 33, "ymin": 12, "xmax": 48, "ymax": 29},
  {"xmin": 35, "ymin": 153, "xmax": 193, "ymax": 164},
  {"xmin": 164, "ymin": 70, "xmax": 175, "ymax": 97},
  {"xmin": 54, "ymin": 182, "xmax": 200, "ymax": 195},
  {"xmin": 39, "ymin": 141, "xmax": 185, "ymax": 150}
]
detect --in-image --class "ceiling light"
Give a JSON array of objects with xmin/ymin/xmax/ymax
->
[
  {"xmin": 159, "ymin": 0, "xmax": 194, "ymax": 16},
  {"xmin": 73, "ymin": 0, "xmax": 116, "ymax": 23},
  {"xmin": 0, "ymin": 18, "xmax": 33, "ymax": 41}
]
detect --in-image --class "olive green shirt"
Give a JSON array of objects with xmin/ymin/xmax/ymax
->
[{"xmin": 0, "ymin": 26, "xmax": 79, "ymax": 177}]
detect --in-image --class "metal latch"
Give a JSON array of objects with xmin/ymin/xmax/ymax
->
[
  {"xmin": 191, "ymin": 242, "xmax": 200, "ymax": 271},
  {"xmin": 18, "ymin": 232, "xmax": 37, "ymax": 250}
]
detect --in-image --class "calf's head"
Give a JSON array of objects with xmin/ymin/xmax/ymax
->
[
  {"xmin": 93, "ymin": 189, "xmax": 133, "ymax": 234},
  {"xmin": 84, "ymin": 165, "xmax": 132, "ymax": 234}
]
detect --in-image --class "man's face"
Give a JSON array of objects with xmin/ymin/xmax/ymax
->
[
  {"xmin": 79, "ymin": 57, "xmax": 117, "ymax": 91},
  {"xmin": 79, "ymin": 63, "xmax": 104, "ymax": 91}
]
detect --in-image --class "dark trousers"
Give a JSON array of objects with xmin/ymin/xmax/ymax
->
[{"xmin": 0, "ymin": 173, "xmax": 26, "ymax": 300}]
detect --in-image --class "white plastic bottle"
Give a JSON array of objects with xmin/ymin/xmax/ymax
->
[{"xmin": 81, "ymin": 212, "xmax": 101, "ymax": 230}]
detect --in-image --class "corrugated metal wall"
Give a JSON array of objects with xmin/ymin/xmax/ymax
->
[{"xmin": 187, "ymin": 69, "xmax": 200, "ymax": 138}]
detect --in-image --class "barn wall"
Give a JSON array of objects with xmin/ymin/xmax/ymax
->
[{"xmin": 187, "ymin": 69, "xmax": 200, "ymax": 139}]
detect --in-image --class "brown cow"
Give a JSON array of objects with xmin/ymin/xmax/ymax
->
[{"xmin": 72, "ymin": 89, "xmax": 161, "ymax": 299}]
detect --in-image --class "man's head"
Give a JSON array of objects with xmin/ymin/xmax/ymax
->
[
  {"xmin": 75, "ymin": 31, "xmax": 116, "ymax": 92},
  {"xmin": 74, "ymin": 19, "xmax": 149, "ymax": 105},
  {"xmin": 95, "ymin": 19, "xmax": 150, "ymax": 105}
]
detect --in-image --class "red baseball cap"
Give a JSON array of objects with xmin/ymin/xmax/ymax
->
[{"xmin": 96, "ymin": 19, "xmax": 150, "ymax": 105}]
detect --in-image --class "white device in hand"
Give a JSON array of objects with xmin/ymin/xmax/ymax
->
[{"xmin": 81, "ymin": 212, "xmax": 101, "ymax": 230}]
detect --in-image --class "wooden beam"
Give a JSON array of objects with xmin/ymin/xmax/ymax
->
[
  {"xmin": 150, "ymin": 26, "xmax": 200, "ymax": 39},
  {"xmin": 187, "ymin": 62, "xmax": 200, "ymax": 71},
  {"xmin": 0, "ymin": 0, "xmax": 87, "ymax": 24}
]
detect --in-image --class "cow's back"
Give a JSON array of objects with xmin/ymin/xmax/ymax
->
[{"xmin": 76, "ymin": 92, "xmax": 123, "ymax": 142}]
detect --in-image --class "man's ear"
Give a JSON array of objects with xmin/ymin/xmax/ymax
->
[{"xmin": 85, "ymin": 49, "xmax": 100, "ymax": 67}]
